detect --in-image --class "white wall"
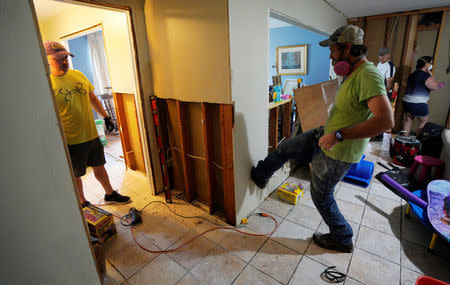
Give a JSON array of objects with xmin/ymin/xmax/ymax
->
[
  {"xmin": 0, "ymin": 1, "xmax": 100, "ymax": 284},
  {"xmin": 38, "ymin": 3, "xmax": 136, "ymax": 95},
  {"xmin": 228, "ymin": 0, "xmax": 346, "ymax": 222}
]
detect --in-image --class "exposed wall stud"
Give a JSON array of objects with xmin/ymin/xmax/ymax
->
[
  {"xmin": 202, "ymin": 103, "xmax": 215, "ymax": 213},
  {"xmin": 220, "ymin": 104, "xmax": 236, "ymax": 226},
  {"xmin": 176, "ymin": 100, "xmax": 192, "ymax": 202}
]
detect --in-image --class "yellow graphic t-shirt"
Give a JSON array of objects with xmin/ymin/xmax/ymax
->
[{"xmin": 50, "ymin": 69, "xmax": 98, "ymax": 145}]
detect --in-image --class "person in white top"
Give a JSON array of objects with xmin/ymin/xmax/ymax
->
[
  {"xmin": 377, "ymin": 46, "xmax": 396, "ymax": 101},
  {"xmin": 371, "ymin": 46, "xmax": 396, "ymax": 141}
]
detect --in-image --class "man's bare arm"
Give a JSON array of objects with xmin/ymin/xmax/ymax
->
[
  {"xmin": 386, "ymin": 77, "xmax": 394, "ymax": 92},
  {"xmin": 319, "ymin": 95, "xmax": 394, "ymax": 150},
  {"xmin": 89, "ymin": 91, "xmax": 109, "ymax": 118},
  {"xmin": 341, "ymin": 95, "xmax": 394, "ymax": 139}
]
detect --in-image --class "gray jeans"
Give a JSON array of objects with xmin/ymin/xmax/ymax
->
[{"xmin": 253, "ymin": 127, "xmax": 353, "ymax": 244}]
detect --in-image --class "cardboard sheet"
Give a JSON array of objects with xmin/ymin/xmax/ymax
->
[{"xmin": 293, "ymin": 79, "xmax": 339, "ymax": 132}]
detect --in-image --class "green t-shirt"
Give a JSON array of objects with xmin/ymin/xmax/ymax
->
[
  {"xmin": 50, "ymin": 69, "xmax": 98, "ymax": 145},
  {"xmin": 322, "ymin": 61, "xmax": 386, "ymax": 163}
]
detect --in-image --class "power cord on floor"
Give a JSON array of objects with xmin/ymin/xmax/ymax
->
[{"xmin": 100, "ymin": 200, "xmax": 278, "ymax": 254}]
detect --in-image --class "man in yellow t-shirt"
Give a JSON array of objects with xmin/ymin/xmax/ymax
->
[{"xmin": 45, "ymin": 41, "xmax": 130, "ymax": 207}]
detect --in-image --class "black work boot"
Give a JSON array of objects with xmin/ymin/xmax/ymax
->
[
  {"xmin": 250, "ymin": 164, "xmax": 269, "ymax": 189},
  {"xmin": 313, "ymin": 232, "xmax": 353, "ymax": 253},
  {"xmin": 105, "ymin": 190, "xmax": 131, "ymax": 204}
]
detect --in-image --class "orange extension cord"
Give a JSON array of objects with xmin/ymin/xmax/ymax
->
[{"xmin": 95, "ymin": 201, "xmax": 278, "ymax": 254}]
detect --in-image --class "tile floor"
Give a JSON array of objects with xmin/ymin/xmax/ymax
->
[{"xmin": 83, "ymin": 136, "xmax": 450, "ymax": 285}]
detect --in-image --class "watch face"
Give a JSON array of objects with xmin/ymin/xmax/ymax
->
[{"xmin": 336, "ymin": 131, "xmax": 343, "ymax": 141}]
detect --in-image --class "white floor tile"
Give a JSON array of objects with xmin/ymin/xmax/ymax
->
[
  {"xmin": 286, "ymin": 204, "xmax": 323, "ymax": 231},
  {"xmin": 289, "ymin": 256, "xmax": 337, "ymax": 285},
  {"xmin": 401, "ymin": 240, "xmax": 450, "ymax": 282},
  {"xmin": 355, "ymin": 225, "xmax": 401, "ymax": 264},
  {"xmin": 305, "ymin": 240, "xmax": 353, "ymax": 273},
  {"xmin": 127, "ymin": 254, "xmax": 186, "ymax": 285},
  {"xmin": 250, "ymin": 239, "xmax": 302, "ymax": 284},
  {"xmin": 190, "ymin": 246, "xmax": 246, "ymax": 285},
  {"xmin": 219, "ymin": 228, "xmax": 266, "ymax": 263},
  {"xmin": 348, "ymin": 248, "xmax": 400, "ymax": 285},
  {"xmin": 233, "ymin": 265, "xmax": 281, "ymax": 285},
  {"xmin": 270, "ymin": 219, "xmax": 314, "ymax": 254}
]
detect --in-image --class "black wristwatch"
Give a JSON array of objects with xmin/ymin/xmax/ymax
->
[{"xmin": 335, "ymin": 130, "xmax": 344, "ymax": 142}]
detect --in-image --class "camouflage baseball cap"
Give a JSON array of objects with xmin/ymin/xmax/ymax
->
[
  {"xmin": 319, "ymin": 25, "xmax": 364, "ymax": 47},
  {"xmin": 377, "ymin": 46, "xmax": 391, "ymax": 55},
  {"xmin": 44, "ymin": 41, "xmax": 74, "ymax": 60}
]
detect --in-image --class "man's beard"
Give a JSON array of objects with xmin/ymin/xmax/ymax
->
[{"xmin": 59, "ymin": 62, "xmax": 69, "ymax": 73}]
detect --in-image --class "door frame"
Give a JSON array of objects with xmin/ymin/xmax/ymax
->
[
  {"xmin": 34, "ymin": 0, "xmax": 162, "ymax": 195},
  {"xmin": 31, "ymin": 0, "xmax": 161, "ymax": 282}
]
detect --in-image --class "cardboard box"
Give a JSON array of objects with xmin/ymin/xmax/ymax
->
[
  {"xmin": 83, "ymin": 205, "xmax": 117, "ymax": 243},
  {"xmin": 276, "ymin": 183, "xmax": 304, "ymax": 205}
]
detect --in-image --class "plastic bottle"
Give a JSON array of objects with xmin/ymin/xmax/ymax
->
[{"xmin": 95, "ymin": 119, "xmax": 107, "ymax": 146}]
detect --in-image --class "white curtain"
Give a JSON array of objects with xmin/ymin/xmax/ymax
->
[{"xmin": 87, "ymin": 31, "xmax": 111, "ymax": 96}]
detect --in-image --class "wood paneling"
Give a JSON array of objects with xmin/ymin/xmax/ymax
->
[
  {"xmin": 364, "ymin": 18, "xmax": 387, "ymax": 63},
  {"xmin": 268, "ymin": 107, "xmax": 278, "ymax": 152},
  {"xmin": 185, "ymin": 103, "xmax": 208, "ymax": 204},
  {"xmin": 220, "ymin": 104, "xmax": 236, "ymax": 226},
  {"xmin": 202, "ymin": 103, "xmax": 215, "ymax": 213},
  {"xmin": 159, "ymin": 99, "xmax": 231, "ymax": 220},
  {"xmin": 282, "ymin": 101, "xmax": 292, "ymax": 140},
  {"xmin": 176, "ymin": 101, "xmax": 192, "ymax": 202}
]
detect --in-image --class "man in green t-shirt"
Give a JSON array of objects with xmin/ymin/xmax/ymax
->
[
  {"xmin": 45, "ymin": 41, "xmax": 131, "ymax": 208},
  {"xmin": 251, "ymin": 25, "xmax": 394, "ymax": 253}
]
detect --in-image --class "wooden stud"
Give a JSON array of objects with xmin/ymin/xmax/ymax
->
[
  {"xmin": 362, "ymin": 17, "xmax": 367, "ymax": 46},
  {"xmin": 220, "ymin": 104, "xmax": 236, "ymax": 226},
  {"xmin": 403, "ymin": 15, "xmax": 419, "ymax": 68},
  {"xmin": 384, "ymin": 18, "xmax": 390, "ymax": 47},
  {"xmin": 201, "ymin": 103, "xmax": 215, "ymax": 214},
  {"xmin": 432, "ymin": 11, "xmax": 446, "ymax": 76},
  {"xmin": 392, "ymin": 14, "xmax": 419, "ymax": 133},
  {"xmin": 176, "ymin": 100, "xmax": 192, "ymax": 202},
  {"xmin": 417, "ymin": 23, "xmax": 441, "ymax": 31},
  {"xmin": 366, "ymin": 6, "xmax": 450, "ymax": 21},
  {"xmin": 268, "ymin": 107, "xmax": 279, "ymax": 152}
]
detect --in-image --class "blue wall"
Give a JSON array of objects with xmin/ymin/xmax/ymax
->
[
  {"xmin": 269, "ymin": 26, "xmax": 330, "ymax": 88},
  {"xmin": 68, "ymin": 35, "xmax": 95, "ymax": 85}
]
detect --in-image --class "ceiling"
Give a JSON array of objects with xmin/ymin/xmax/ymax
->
[
  {"xmin": 327, "ymin": 0, "xmax": 450, "ymax": 18},
  {"xmin": 33, "ymin": 0, "xmax": 72, "ymax": 22},
  {"xmin": 269, "ymin": 18, "xmax": 292, "ymax": 29},
  {"xmin": 34, "ymin": 0, "xmax": 450, "ymax": 24}
]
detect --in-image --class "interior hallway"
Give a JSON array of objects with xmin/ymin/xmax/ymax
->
[{"xmin": 83, "ymin": 135, "xmax": 450, "ymax": 285}]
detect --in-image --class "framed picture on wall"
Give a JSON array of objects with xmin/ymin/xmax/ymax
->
[{"xmin": 276, "ymin": 44, "xmax": 307, "ymax": 75}]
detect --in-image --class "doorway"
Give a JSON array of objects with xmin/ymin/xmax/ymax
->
[
  {"xmin": 61, "ymin": 25, "xmax": 124, "ymax": 163},
  {"xmin": 33, "ymin": 0, "xmax": 152, "ymax": 202}
]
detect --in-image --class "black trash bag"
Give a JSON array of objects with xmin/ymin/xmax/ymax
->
[
  {"xmin": 375, "ymin": 162, "xmax": 423, "ymax": 201},
  {"xmin": 418, "ymin": 122, "xmax": 444, "ymax": 158}
]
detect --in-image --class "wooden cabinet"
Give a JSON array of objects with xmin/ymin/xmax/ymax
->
[{"xmin": 268, "ymin": 98, "xmax": 292, "ymax": 153}]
